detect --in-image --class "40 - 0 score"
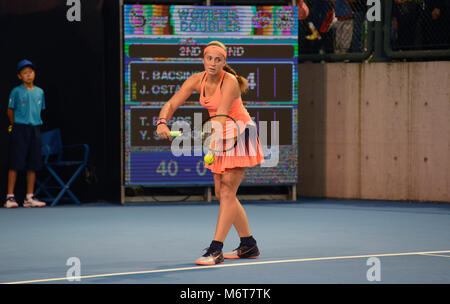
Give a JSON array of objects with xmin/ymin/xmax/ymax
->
[{"xmin": 156, "ymin": 160, "xmax": 208, "ymax": 177}]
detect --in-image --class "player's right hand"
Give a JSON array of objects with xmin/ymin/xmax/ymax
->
[
  {"xmin": 8, "ymin": 125, "xmax": 12, "ymax": 133},
  {"xmin": 156, "ymin": 124, "xmax": 173, "ymax": 141}
]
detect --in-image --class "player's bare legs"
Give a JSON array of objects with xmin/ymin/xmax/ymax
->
[
  {"xmin": 214, "ymin": 173, "xmax": 251, "ymax": 238},
  {"xmin": 213, "ymin": 167, "xmax": 246, "ymax": 242},
  {"xmin": 196, "ymin": 168, "xmax": 246, "ymax": 265},
  {"xmin": 213, "ymin": 168, "xmax": 260, "ymax": 260}
]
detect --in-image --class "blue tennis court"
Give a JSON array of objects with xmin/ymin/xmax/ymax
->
[{"xmin": 1, "ymin": 198, "xmax": 449, "ymax": 285}]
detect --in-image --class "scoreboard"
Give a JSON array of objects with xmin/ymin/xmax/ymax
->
[
  {"xmin": 130, "ymin": 62, "xmax": 292, "ymax": 102},
  {"xmin": 122, "ymin": 4, "xmax": 298, "ymax": 186}
]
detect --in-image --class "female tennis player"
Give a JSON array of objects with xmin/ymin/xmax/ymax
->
[{"xmin": 156, "ymin": 41, "xmax": 264, "ymax": 265}]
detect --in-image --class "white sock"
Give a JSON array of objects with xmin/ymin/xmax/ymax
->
[
  {"xmin": 7, "ymin": 194, "xmax": 14, "ymax": 198},
  {"xmin": 26, "ymin": 194, "xmax": 34, "ymax": 200}
]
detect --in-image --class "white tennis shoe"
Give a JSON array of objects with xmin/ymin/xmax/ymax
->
[{"xmin": 23, "ymin": 196, "xmax": 46, "ymax": 208}]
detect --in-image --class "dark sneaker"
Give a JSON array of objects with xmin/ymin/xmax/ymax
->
[
  {"xmin": 223, "ymin": 244, "xmax": 260, "ymax": 259},
  {"xmin": 195, "ymin": 248, "xmax": 224, "ymax": 266},
  {"xmin": 4, "ymin": 197, "xmax": 19, "ymax": 208}
]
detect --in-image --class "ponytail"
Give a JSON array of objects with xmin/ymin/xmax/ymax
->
[{"xmin": 223, "ymin": 64, "xmax": 249, "ymax": 94}]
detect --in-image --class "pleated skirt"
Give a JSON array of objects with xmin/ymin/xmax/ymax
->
[{"xmin": 205, "ymin": 123, "xmax": 264, "ymax": 174}]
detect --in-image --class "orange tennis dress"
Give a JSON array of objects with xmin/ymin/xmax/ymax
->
[{"xmin": 199, "ymin": 70, "xmax": 264, "ymax": 174}]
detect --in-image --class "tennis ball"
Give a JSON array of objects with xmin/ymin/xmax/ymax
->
[{"xmin": 204, "ymin": 154, "xmax": 215, "ymax": 165}]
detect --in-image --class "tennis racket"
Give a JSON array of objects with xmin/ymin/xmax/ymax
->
[{"xmin": 170, "ymin": 114, "xmax": 241, "ymax": 164}]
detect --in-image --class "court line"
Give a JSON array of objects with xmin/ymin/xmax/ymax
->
[
  {"xmin": 3, "ymin": 249, "xmax": 450, "ymax": 284},
  {"xmin": 419, "ymin": 253, "xmax": 450, "ymax": 258}
]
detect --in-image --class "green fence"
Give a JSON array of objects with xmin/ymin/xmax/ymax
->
[{"xmin": 299, "ymin": 0, "xmax": 450, "ymax": 62}]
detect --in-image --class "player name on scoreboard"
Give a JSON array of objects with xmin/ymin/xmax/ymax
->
[
  {"xmin": 130, "ymin": 63, "xmax": 292, "ymax": 102},
  {"xmin": 129, "ymin": 107, "xmax": 293, "ymax": 147}
]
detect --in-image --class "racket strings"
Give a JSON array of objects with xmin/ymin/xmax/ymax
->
[{"xmin": 202, "ymin": 120, "xmax": 239, "ymax": 154}]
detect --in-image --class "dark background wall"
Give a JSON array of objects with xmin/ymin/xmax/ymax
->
[{"xmin": 0, "ymin": 0, "xmax": 121, "ymax": 203}]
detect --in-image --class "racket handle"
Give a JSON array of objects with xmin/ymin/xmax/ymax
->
[
  {"xmin": 169, "ymin": 131, "xmax": 205, "ymax": 137},
  {"xmin": 170, "ymin": 131, "xmax": 182, "ymax": 137}
]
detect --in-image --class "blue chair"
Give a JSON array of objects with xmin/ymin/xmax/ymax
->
[{"xmin": 35, "ymin": 129, "xmax": 90, "ymax": 206}]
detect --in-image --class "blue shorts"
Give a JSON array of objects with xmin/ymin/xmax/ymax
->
[{"xmin": 9, "ymin": 123, "xmax": 42, "ymax": 171}]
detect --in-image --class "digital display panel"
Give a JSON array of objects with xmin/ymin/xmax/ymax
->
[{"xmin": 122, "ymin": 4, "xmax": 298, "ymax": 186}]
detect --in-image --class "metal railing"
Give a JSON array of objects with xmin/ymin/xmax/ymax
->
[
  {"xmin": 384, "ymin": 0, "xmax": 450, "ymax": 60},
  {"xmin": 299, "ymin": 0, "xmax": 450, "ymax": 62}
]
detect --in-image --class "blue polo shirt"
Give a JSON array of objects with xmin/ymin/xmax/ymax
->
[
  {"xmin": 8, "ymin": 84, "xmax": 45, "ymax": 126},
  {"xmin": 335, "ymin": 0, "xmax": 354, "ymax": 18}
]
